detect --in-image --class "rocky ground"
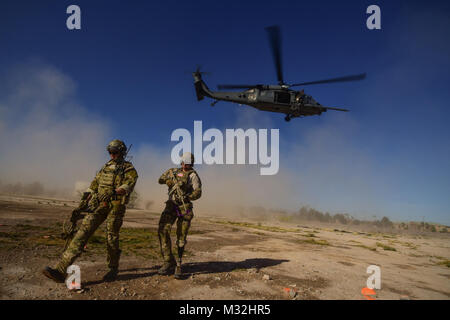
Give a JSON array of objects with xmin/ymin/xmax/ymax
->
[{"xmin": 0, "ymin": 194, "xmax": 449, "ymax": 300}]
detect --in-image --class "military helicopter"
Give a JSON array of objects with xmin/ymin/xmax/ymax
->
[{"xmin": 192, "ymin": 25, "xmax": 366, "ymax": 122}]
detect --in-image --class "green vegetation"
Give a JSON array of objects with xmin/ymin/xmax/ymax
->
[
  {"xmin": 0, "ymin": 223, "xmax": 166, "ymax": 260},
  {"xmin": 437, "ymin": 260, "xmax": 450, "ymax": 268},
  {"xmin": 278, "ymin": 215, "xmax": 293, "ymax": 223},
  {"xmin": 304, "ymin": 233, "xmax": 316, "ymax": 238},
  {"xmin": 84, "ymin": 227, "xmax": 161, "ymax": 259},
  {"xmin": 253, "ymin": 231, "xmax": 265, "ymax": 236},
  {"xmin": 376, "ymin": 242, "xmax": 396, "ymax": 251},
  {"xmin": 298, "ymin": 238, "xmax": 330, "ymax": 246}
]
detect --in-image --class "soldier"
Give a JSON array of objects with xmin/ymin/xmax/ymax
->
[
  {"xmin": 158, "ymin": 152, "xmax": 202, "ymax": 279},
  {"xmin": 42, "ymin": 139, "xmax": 138, "ymax": 283}
]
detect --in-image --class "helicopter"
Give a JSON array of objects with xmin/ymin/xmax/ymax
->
[{"xmin": 192, "ymin": 25, "xmax": 366, "ymax": 122}]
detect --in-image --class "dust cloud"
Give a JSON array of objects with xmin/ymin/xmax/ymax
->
[
  {"xmin": 0, "ymin": 63, "xmax": 300, "ymax": 217},
  {"xmin": 0, "ymin": 63, "xmax": 381, "ymax": 223}
]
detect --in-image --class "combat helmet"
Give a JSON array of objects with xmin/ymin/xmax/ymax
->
[
  {"xmin": 180, "ymin": 152, "xmax": 194, "ymax": 165},
  {"xmin": 107, "ymin": 139, "xmax": 127, "ymax": 157}
]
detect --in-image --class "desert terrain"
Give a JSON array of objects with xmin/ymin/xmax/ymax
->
[{"xmin": 0, "ymin": 194, "xmax": 449, "ymax": 300}]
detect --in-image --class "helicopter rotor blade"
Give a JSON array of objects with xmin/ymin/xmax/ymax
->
[
  {"xmin": 265, "ymin": 25, "xmax": 284, "ymax": 85},
  {"xmin": 290, "ymin": 73, "xmax": 366, "ymax": 87},
  {"xmin": 217, "ymin": 84, "xmax": 256, "ymax": 90}
]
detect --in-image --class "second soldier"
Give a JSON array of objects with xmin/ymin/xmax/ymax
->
[{"xmin": 157, "ymin": 152, "xmax": 202, "ymax": 279}]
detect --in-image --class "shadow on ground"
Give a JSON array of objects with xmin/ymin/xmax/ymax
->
[
  {"xmin": 183, "ymin": 258, "xmax": 289, "ymax": 275},
  {"xmin": 83, "ymin": 258, "xmax": 289, "ymax": 285}
]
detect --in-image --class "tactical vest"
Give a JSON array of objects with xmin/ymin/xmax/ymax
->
[
  {"xmin": 97, "ymin": 161, "xmax": 126, "ymax": 196},
  {"xmin": 172, "ymin": 168, "xmax": 197, "ymax": 197}
]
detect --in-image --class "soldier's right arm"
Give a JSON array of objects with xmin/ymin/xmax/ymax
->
[
  {"xmin": 158, "ymin": 168, "xmax": 175, "ymax": 187},
  {"xmin": 158, "ymin": 168, "xmax": 171, "ymax": 184}
]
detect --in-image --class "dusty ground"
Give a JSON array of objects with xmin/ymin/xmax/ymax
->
[{"xmin": 0, "ymin": 194, "xmax": 449, "ymax": 300}]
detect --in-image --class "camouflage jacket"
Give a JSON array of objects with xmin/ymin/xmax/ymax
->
[
  {"xmin": 87, "ymin": 159, "xmax": 138, "ymax": 203},
  {"xmin": 158, "ymin": 167, "xmax": 202, "ymax": 203}
]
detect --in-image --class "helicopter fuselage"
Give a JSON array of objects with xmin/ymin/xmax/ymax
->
[
  {"xmin": 217, "ymin": 88, "xmax": 325, "ymax": 118},
  {"xmin": 194, "ymin": 73, "xmax": 327, "ymax": 119}
]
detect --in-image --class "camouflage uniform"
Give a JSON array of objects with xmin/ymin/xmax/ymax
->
[
  {"xmin": 54, "ymin": 158, "xmax": 138, "ymax": 274},
  {"xmin": 158, "ymin": 167, "xmax": 202, "ymax": 269}
]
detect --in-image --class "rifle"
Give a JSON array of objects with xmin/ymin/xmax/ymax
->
[
  {"xmin": 61, "ymin": 192, "xmax": 92, "ymax": 251},
  {"xmin": 125, "ymin": 144, "xmax": 133, "ymax": 161},
  {"xmin": 168, "ymin": 169, "xmax": 188, "ymax": 212}
]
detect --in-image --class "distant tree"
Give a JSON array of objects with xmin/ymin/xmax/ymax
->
[
  {"xmin": 334, "ymin": 213, "xmax": 348, "ymax": 225},
  {"xmin": 380, "ymin": 216, "xmax": 394, "ymax": 228}
]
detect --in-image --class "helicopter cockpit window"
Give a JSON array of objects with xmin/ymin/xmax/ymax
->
[
  {"xmin": 247, "ymin": 88, "xmax": 258, "ymax": 101},
  {"xmin": 274, "ymin": 91, "xmax": 290, "ymax": 104}
]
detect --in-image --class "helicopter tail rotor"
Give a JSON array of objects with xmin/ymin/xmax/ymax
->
[
  {"xmin": 192, "ymin": 65, "xmax": 211, "ymax": 77},
  {"xmin": 193, "ymin": 66, "xmax": 214, "ymax": 101}
]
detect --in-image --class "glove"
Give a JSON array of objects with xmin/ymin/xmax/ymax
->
[
  {"xmin": 70, "ymin": 209, "xmax": 82, "ymax": 223},
  {"xmin": 166, "ymin": 179, "xmax": 175, "ymax": 188}
]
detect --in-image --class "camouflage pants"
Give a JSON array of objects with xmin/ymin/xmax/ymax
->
[
  {"xmin": 55, "ymin": 201, "xmax": 125, "ymax": 274},
  {"xmin": 158, "ymin": 200, "xmax": 193, "ymax": 263}
]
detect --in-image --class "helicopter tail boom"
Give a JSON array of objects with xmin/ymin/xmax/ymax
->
[
  {"xmin": 193, "ymin": 71, "xmax": 213, "ymax": 101},
  {"xmin": 305, "ymin": 104, "xmax": 349, "ymax": 112},
  {"xmin": 319, "ymin": 106, "xmax": 349, "ymax": 112}
]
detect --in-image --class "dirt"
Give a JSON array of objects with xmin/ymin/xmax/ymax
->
[{"xmin": 0, "ymin": 194, "xmax": 449, "ymax": 300}]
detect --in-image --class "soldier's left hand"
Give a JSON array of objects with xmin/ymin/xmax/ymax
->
[{"xmin": 115, "ymin": 188, "xmax": 126, "ymax": 195}]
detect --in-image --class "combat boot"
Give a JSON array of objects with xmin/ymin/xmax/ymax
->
[
  {"xmin": 102, "ymin": 268, "xmax": 118, "ymax": 282},
  {"xmin": 158, "ymin": 258, "xmax": 176, "ymax": 275},
  {"xmin": 42, "ymin": 266, "xmax": 66, "ymax": 283},
  {"xmin": 174, "ymin": 245, "xmax": 185, "ymax": 279}
]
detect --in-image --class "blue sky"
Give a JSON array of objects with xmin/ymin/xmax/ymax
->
[{"xmin": 1, "ymin": 0, "xmax": 449, "ymax": 224}]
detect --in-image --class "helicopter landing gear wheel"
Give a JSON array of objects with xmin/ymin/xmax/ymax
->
[{"xmin": 285, "ymin": 115, "xmax": 291, "ymax": 122}]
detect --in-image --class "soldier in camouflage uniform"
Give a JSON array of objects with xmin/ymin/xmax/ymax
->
[
  {"xmin": 42, "ymin": 139, "xmax": 138, "ymax": 283},
  {"xmin": 158, "ymin": 152, "xmax": 202, "ymax": 279}
]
